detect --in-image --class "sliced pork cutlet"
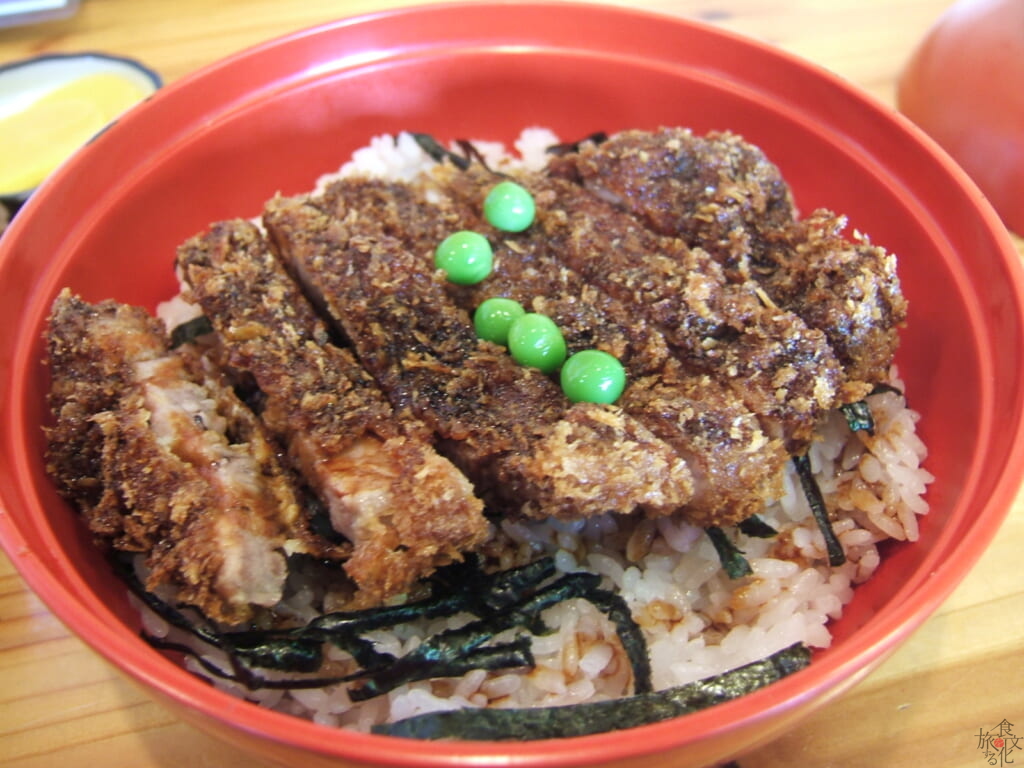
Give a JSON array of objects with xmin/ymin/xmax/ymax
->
[
  {"xmin": 549, "ymin": 128, "xmax": 906, "ymax": 395},
  {"xmin": 546, "ymin": 128, "xmax": 797, "ymax": 281},
  {"xmin": 316, "ymin": 170, "xmax": 786, "ymax": 527},
  {"xmin": 45, "ymin": 291, "xmax": 305, "ymax": 624},
  {"xmin": 514, "ymin": 172, "xmax": 843, "ymax": 453},
  {"xmin": 45, "ymin": 289, "xmax": 168, "ymax": 518},
  {"xmin": 262, "ymin": 195, "xmax": 694, "ymax": 522},
  {"xmin": 319, "ymin": 171, "xmax": 670, "ymax": 372},
  {"xmin": 755, "ymin": 210, "xmax": 907, "ymax": 390},
  {"xmin": 177, "ymin": 220, "xmax": 488, "ymax": 608}
]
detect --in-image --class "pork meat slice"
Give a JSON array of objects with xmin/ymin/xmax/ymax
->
[
  {"xmin": 315, "ymin": 170, "xmax": 787, "ymax": 527},
  {"xmin": 45, "ymin": 291, "xmax": 307, "ymax": 623},
  {"xmin": 177, "ymin": 220, "xmax": 489, "ymax": 608},
  {"xmin": 515, "ymin": 171, "xmax": 842, "ymax": 452},
  {"xmin": 549, "ymin": 128, "xmax": 906, "ymax": 393},
  {"xmin": 262, "ymin": 195, "xmax": 694, "ymax": 521}
]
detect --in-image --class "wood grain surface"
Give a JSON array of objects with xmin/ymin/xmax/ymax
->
[{"xmin": 2, "ymin": 1, "xmax": 1022, "ymax": 767}]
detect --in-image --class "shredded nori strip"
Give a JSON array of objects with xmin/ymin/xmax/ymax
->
[
  {"xmin": 410, "ymin": 133, "xmax": 506, "ymax": 175},
  {"xmin": 870, "ymin": 382, "xmax": 903, "ymax": 397},
  {"xmin": 224, "ymin": 634, "xmax": 325, "ymax": 673},
  {"xmin": 792, "ymin": 455, "xmax": 846, "ymax": 567},
  {"xmin": 168, "ymin": 314, "xmax": 213, "ymax": 348},
  {"xmin": 111, "ymin": 556, "xmax": 222, "ymax": 645},
  {"xmin": 349, "ymin": 634, "xmax": 535, "ymax": 701},
  {"xmin": 120, "ymin": 553, "xmax": 653, "ymax": 699},
  {"xmin": 350, "ymin": 570, "xmax": 651, "ymax": 700},
  {"xmin": 737, "ymin": 514, "xmax": 778, "ymax": 539},
  {"xmin": 545, "ymin": 131, "xmax": 610, "ymax": 156},
  {"xmin": 373, "ymin": 643, "xmax": 811, "ymax": 740},
  {"xmin": 705, "ymin": 526, "xmax": 753, "ymax": 579},
  {"xmin": 410, "ymin": 133, "xmax": 472, "ymax": 170},
  {"xmin": 143, "ymin": 635, "xmax": 355, "ymax": 690},
  {"xmin": 453, "ymin": 138, "xmax": 506, "ymax": 175},
  {"xmin": 840, "ymin": 400, "xmax": 875, "ymax": 435},
  {"xmin": 841, "ymin": 383, "xmax": 906, "ymax": 436},
  {"xmin": 583, "ymin": 587, "xmax": 653, "ymax": 694}
]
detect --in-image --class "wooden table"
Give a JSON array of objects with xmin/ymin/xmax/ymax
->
[{"xmin": 2, "ymin": 1, "xmax": 1022, "ymax": 766}]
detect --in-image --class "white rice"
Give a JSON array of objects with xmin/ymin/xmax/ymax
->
[{"xmin": 148, "ymin": 129, "xmax": 933, "ymax": 732}]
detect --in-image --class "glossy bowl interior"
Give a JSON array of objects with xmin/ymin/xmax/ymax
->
[{"xmin": 1, "ymin": 3, "xmax": 1023, "ymax": 767}]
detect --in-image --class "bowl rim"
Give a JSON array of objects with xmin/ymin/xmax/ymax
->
[{"xmin": 1, "ymin": 1, "xmax": 1023, "ymax": 765}]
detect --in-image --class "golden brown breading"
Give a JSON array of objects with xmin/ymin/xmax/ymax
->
[
  {"xmin": 324, "ymin": 157, "xmax": 841, "ymax": 453},
  {"xmin": 316, "ymin": 170, "xmax": 786, "ymax": 526},
  {"xmin": 547, "ymin": 128, "xmax": 797, "ymax": 281},
  {"xmin": 45, "ymin": 291, "xmax": 172, "ymax": 530},
  {"xmin": 177, "ymin": 220, "xmax": 490, "ymax": 608},
  {"xmin": 549, "ymin": 127, "xmax": 907, "ymax": 400},
  {"xmin": 45, "ymin": 291, "xmax": 314, "ymax": 623},
  {"xmin": 527, "ymin": 173, "xmax": 842, "ymax": 453},
  {"xmin": 764, "ymin": 210, "xmax": 907, "ymax": 392},
  {"xmin": 263, "ymin": 195, "xmax": 694, "ymax": 520}
]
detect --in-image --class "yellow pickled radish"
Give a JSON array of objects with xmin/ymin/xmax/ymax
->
[{"xmin": 0, "ymin": 72, "xmax": 149, "ymax": 194}]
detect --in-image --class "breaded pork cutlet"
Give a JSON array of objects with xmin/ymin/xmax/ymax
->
[
  {"xmin": 44, "ymin": 291, "xmax": 166, "ymax": 513},
  {"xmin": 549, "ymin": 128, "xmax": 907, "ymax": 393},
  {"xmin": 262, "ymin": 195, "xmax": 694, "ymax": 522},
  {"xmin": 516, "ymin": 172, "xmax": 842, "ymax": 453},
  {"xmin": 754, "ymin": 211, "xmax": 907, "ymax": 390},
  {"xmin": 45, "ymin": 291, "xmax": 313, "ymax": 623},
  {"xmin": 177, "ymin": 220, "xmax": 489, "ymax": 608},
  {"xmin": 315, "ymin": 170, "xmax": 787, "ymax": 527},
  {"xmin": 547, "ymin": 128, "xmax": 796, "ymax": 281}
]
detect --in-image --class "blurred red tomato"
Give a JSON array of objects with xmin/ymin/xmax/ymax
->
[{"xmin": 897, "ymin": 0, "xmax": 1024, "ymax": 235}]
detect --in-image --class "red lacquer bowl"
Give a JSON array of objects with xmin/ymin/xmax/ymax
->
[{"xmin": 1, "ymin": 3, "xmax": 1022, "ymax": 767}]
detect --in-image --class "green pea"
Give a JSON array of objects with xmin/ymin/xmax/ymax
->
[
  {"xmin": 483, "ymin": 180, "xmax": 535, "ymax": 233},
  {"xmin": 435, "ymin": 231, "xmax": 493, "ymax": 285},
  {"xmin": 507, "ymin": 313, "xmax": 566, "ymax": 374},
  {"xmin": 474, "ymin": 297, "xmax": 526, "ymax": 345},
  {"xmin": 560, "ymin": 349, "xmax": 627, "ymax": 404}
]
